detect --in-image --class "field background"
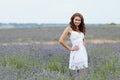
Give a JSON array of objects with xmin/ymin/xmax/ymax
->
[{"xmin": 0, "ymin": 24, "xmax": 120, "ymax": 80}]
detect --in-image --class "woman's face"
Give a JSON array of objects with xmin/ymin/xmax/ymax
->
[{"xmin": 73, "ymin": 16, "xmax": 81, "ymax": 27}]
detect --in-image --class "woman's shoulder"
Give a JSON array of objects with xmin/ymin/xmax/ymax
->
[
  {"xmin": 81, "ymin": 32, "xmax": 84, "ymax": 35},
  {"xmin": 63, "ymin": 26, "xmax": 72, "ymax": 35},
  {"xmin": 80, "ymin": 32, "xmax": 85, "ymax": 38},
  {"xmin": 65, "ymin": 26, "xmax": 72, "ymax": 31}
]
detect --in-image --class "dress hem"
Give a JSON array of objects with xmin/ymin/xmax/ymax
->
[{"xmin": 69, "ymin": 66, "xmax": 88, "ymax": 70}]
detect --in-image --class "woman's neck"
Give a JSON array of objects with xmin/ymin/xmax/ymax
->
[{"xmin": 75, "ymin": 26, "xmax": 79, "ymax": 31}]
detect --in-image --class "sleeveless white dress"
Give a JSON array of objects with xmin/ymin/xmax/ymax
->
[{"xmin": 69, "ymin": 30, "xmax": 88, "ymax": 70}]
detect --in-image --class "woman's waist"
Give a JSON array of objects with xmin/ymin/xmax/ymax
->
[
  {"xmin": 72, "ymin": 42, "xmax": 83, "ymax": 46},
  {"xmin": 71, "ymin": 41, "xmax": 83, "ymax": 44}
]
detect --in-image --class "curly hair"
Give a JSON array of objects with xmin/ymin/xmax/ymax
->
[{"xmin": 69, "ymin": 13, "xmax": 86, "ymax": 35}]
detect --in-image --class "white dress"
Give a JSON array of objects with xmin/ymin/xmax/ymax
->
[{"xmin": 69, "ymin": 30, "xmax": 88, "ymax": 70}]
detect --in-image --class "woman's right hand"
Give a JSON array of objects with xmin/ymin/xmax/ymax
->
[{"xmin": 70, "ymin": 45, "xmax": 79, "ymax": 51}]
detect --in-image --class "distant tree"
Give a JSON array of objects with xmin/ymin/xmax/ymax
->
[{"xmin": 110, "ymin": 22, "xmax": 116, "ymax": 25}]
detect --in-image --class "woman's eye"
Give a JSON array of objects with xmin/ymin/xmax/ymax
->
[{"xmin": 75, "ymin": 19, "xmax": 81, "ymax": 21}]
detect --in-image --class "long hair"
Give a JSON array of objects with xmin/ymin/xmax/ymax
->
[{"xmin": 69, "ymin": 13, "xmax": 86, "ymax": 35}]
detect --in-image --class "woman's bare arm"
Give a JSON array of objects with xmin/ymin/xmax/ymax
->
[
  {"xmin": 59, "ymin": 27, "xmax": 72, "ymax": 50},
  {"xmin": 59, "ymin": 26, "xmax": 79, "ymax": 51}
]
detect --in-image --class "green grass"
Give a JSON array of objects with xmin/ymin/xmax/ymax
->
[
  {"xmin": 0, "ymin": 46, "xmax": 119, "ymax": 79},
  {"xmin": 0, "ymin": 53, "xmax": 41, "ymax": 73},
  {"xmin": 88, "ymin": 47, "xmax": 120, "ymax": 80}
]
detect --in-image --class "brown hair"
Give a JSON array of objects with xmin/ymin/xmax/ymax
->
[{"xmin": 69, "ymin": 13, "xmax": 86, "ymax": 35}]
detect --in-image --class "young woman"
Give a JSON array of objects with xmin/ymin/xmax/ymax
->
[{"xmin": 59, "ymin": 13, "xmax": 88, "ymax": 79}]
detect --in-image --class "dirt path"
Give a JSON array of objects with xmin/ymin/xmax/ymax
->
[
  {"xmin": 0, "ymin": 39, "xmax": 120, "ymax": 46},
  {"xmin": 87, "ymin": 39, "xmax": 120, "ymax": 44}
]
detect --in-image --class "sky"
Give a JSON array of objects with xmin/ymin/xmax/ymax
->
[{"xmin": 0, "ymin": 0, "xmax": 120, "ymax": 24}]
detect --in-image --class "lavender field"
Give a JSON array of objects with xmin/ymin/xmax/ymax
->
[{"xmin": 0, "ymin": 25, "xmax": 120, "ymax": 80}]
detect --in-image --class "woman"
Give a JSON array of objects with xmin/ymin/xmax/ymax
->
[{"xmin": 59, "ymin": 13, "xmax": 88, "ymax": 80}]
